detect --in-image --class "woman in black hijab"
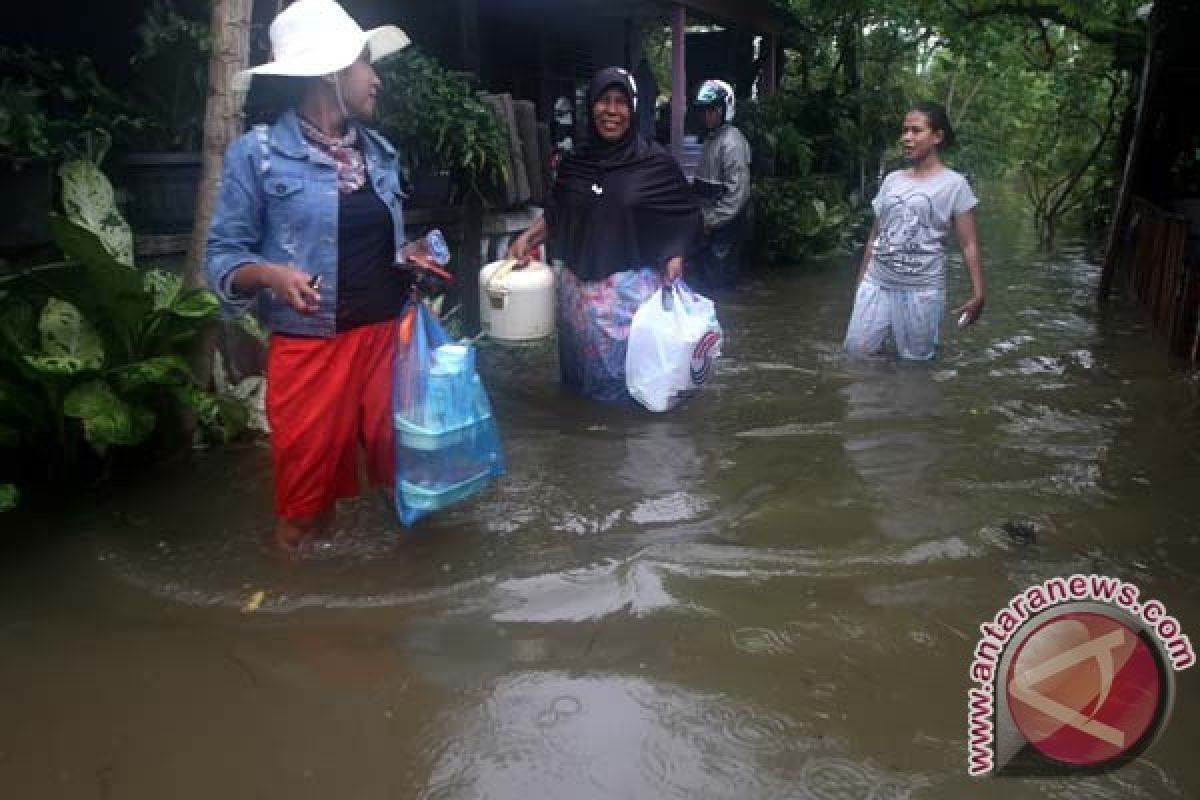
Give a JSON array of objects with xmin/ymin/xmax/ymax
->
[{"xmin": 508, "ymin": 67, "xmax": 702, "ymax": 404}]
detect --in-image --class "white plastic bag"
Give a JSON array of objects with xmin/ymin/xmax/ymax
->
[{"xmin": 626, "ymin": 282, "xmax": 723, "ymax": 412}]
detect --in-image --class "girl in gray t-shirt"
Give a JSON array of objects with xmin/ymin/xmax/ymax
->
[{"xmin": 844, "ymin": 102, "xmax": 986, "ymax": 360}]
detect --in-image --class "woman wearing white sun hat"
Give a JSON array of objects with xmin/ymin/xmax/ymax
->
[{"xmin": 206, "ymin": 0, "xmax": 438, "ymax": 551}]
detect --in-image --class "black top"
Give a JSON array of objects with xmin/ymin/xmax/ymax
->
[
  {"xmin": 336, "ymin": 185, "xmax": 411, "ymax": 331},
  {"xmin": 546, "ymin": 67, "xmax": 702, "ymax": 282}
]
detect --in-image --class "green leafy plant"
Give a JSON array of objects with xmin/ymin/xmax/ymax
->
[
  {"xmin": 375, "ymin": 48, "xmax": 510, "ymax": 197},
  {"xmin": 122, "ymin": 0, "xmax": 211, "ymax": 152},
  {"xmin": 0, "ymin": 46, "xmax": 146, "ymax": 164},
  {"xmin": 0, "ymin": 80, "xmax": 53, "ymax": 162},
  {"xmin": 751, "ymin": 176, "xmax": 858, "ymax": 265},
  {"xmin": 0, "ymin": 483, "xmax": 16, "ymax": 512},
  {"xmin": 0, "ymin": 160, "xmax": 236, "ymax": 509}
]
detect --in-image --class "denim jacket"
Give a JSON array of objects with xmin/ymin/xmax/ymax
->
[{"xmin": 205, "ymin": 109, "xmax": 408, "ymax": 337}]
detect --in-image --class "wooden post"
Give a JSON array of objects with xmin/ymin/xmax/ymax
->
[
  {"xmin": 185, "ymin": 0, "xmax": 254, "ymax": 396},
  {"xmin": 762, "ymin": 33, "xmax": 777, "ymax": 97},
  {"xmin": 185, "ymin": 0, "xmax": 252, "ymax": 291},
  {"xmin": 671, "ymin": 3, "xmax": 686, "ymax": 162},
  {"xmin": 457, "ymin": 0, "xmax": 480, "ymax": 78},
  {"xmin": 460, "ymin": 197, "xmax": 484, "ymax": 335},
  {"xmin": 1099, "ymin": 13, "xmax": 1159, "ymax": 300},
  {"xmin": 455, "ymin": 0, "xmax": 483, "ymax": 336}
]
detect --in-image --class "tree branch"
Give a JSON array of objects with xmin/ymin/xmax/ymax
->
[
  {"xmin": 947, "ymin": 1, "xmax": 1132, "ymax": 48},
  {"xmin": 1046, "ymin": 72, "xmax": 1123, "ymax": 221}
]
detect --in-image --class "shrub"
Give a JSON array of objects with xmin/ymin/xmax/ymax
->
[
  {"xmin": 0, "ymin": 161, "xmax": 239, "ymax": 509},
  {"xmin": 375, "ymin": 48, "xmax": 510, "ymax": 198}
]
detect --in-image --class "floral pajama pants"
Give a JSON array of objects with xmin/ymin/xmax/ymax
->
[{"xmin": 844, "ymin": 280, "xmax": 945, "ymax": 361}]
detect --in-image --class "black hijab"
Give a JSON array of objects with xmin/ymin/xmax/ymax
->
[{"xmin": 547, "ymin": 67, "xmax": 701, "ymax": 282}]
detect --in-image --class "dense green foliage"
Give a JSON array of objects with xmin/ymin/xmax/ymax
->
[
  {"xmin": 733, "ymin": 0, "xmax": 1145, "ymax": 261},
  {"xmin": 0, "ymin": 162, "xmax": 240, "ymax": 510},
  {"xmin": 121, "ymin": 0, "xmax": 211, "ymax": 153},
  {"xmin": 375, "ymin": 48, "xmax": 511, "ymax": 199},
  {"xmin": 0, "ymin": 47, "xmax": 143, "ymax": 164}
]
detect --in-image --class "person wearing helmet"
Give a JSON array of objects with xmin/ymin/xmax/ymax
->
[{"xmin": 692, "ymin": 79, "xmax": 751, "ymax": 291}]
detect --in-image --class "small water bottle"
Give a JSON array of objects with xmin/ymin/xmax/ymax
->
[
  {"xmin": 409, "ymin": 228, "xmax": 451, "ymax": 267},
  {"xmin": 431, "ymin": 343, "xmax": 470, "ymax": 426}
]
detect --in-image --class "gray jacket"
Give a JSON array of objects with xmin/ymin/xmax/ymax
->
[{"xmin": 695, "ymin": 123, "xmax": 751, "ymax": 229}]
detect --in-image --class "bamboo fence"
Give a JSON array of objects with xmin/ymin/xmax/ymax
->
[{"xmin": 1111, "ymin": 196, "xmax": 1200, "ymax": 364}]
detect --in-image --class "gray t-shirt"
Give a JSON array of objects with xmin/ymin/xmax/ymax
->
[{"xmin": 865, "ymin": 167, "xmax": 978, "ymax": 289}]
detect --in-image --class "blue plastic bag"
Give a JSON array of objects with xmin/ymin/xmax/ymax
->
[{"xmin": 393, "ymin": 302, "xmax": 504, "ymax": 526}]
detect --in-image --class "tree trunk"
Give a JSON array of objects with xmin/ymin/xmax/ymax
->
[
  {"xmin": 185, "ymin": 0, "xmax": 253, "ymax": 291},
  {"xmin": 185, "ymin": 0, "xmax": 253, "ymax": 399}
]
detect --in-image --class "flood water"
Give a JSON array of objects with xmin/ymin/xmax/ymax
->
[{"xmin": 3, "ymin": 210, "xmax": 1199, "ymax": 798}]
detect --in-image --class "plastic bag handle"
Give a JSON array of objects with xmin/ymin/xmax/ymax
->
[
  {"xmin": 419, "ymin": 263, "xmax": 455, "ymax": 284},
  {"xmin": 660, "ymin": 282, "xmax": 697, "ymax": 315},
  {"xmin": 661, "ymin": 283, "xmax": 676, "ymax": 312}
]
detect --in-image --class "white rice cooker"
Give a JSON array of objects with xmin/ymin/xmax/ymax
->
[{"xmin": 478, "ymin": 259, "xmax": 557, "ymax": 342}]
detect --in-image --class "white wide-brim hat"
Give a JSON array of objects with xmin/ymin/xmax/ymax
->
[{"xmin": 233, "ymin": 0, "xmax": 409, "ymax": 91}]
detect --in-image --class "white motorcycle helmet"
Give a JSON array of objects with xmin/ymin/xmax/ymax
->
[{"xmin": 694, "ymin": 79, "xmax": 735, "ymax": 123}]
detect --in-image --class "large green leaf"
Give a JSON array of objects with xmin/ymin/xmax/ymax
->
[
  {"xmin": 38, "ymin": 297, "xmax": 105, "ymax": 369},
  {"xmin": 235, "ymin": 313, "xmax": 268, "ymax": 344},
  {"xmin": 58, "ymin": 159, "xmax": 135, "ymax": 267},
  {"xmin": 108, "ymin": 354, "xmax": 194, "ymax": 392},
  {"xmin": 169, "ymin": 287, "xmax": 219, "ymax": 319},
  {"xmin": 62, "ymin": 379, "xmax": 155, "ymax": 447},
  {"xmin": 171, "ymin": 382, "xmax": 219, "ymax": 424},
  {"xmin": 143, "ymin": 269, "xmax": 182, "ymax": 311},
  {"xmin": 215, "ymin": 391, "xmax": 250, "ymax": 441},
  {"xmin": 0, "ymin": 483, "xmax": 17, "ymax": 512},
  {"xmin": 22, "ymin": 354, "xmax": 90, "ymax": 378},
  {"xmin": 48, "ymin": 214, "xmax": 152, "ymax": 352}
]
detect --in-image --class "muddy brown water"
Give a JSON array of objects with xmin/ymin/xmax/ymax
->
[{"xmin": 2, "ymin": 213, "xmax": 1199, "ymax": 798}]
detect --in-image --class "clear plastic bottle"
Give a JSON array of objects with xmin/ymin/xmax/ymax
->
[{"xmin": 407, "ymin": 228, "xmax": 451, "ymax": 267}]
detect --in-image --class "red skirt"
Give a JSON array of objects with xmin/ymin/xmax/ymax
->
[{"xmin": 265, "ymin": 318, "xmax": 404, "ymax": 520}]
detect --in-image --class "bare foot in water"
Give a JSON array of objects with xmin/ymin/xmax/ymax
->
[{"xmin": 275, "ymin": 512, "xmax": 334, "ymax": 552}]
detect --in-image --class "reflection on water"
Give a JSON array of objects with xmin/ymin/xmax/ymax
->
[
  {"xmin": 841, "ymin": 359, "xmax": 952, "ymax": 542},
  {"xmin": 420, "ymin": 671, "xmax": 920, "ymax": 800},
  {"xmin": 2, "ymin": 219, "xmax": 1199, "ymax": 799}
]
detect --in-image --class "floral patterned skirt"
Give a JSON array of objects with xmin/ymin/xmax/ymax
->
[{"xmin": 557, "ymin": 266, "xmax": 661, "ymax": 404}]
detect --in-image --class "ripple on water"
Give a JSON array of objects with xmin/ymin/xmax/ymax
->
[
  {"xmin": 730, "ymin": 625, "xmax": 796, "ymax": 656},
  {"xmin": 693, "ymin": 702, "xmax": 800, "ymax": 753},
  {"xmin": 417, "ymin": 672, "xmax": 925, "ymax": 800},
  {"xmin": 489, "ymin": 558, "xmax": 682, "ymax": 623},
  {"xmin": 94, "ymin": 521, "xmax": 497, "ymax": 614},
  {"xmin": 629, "ymin": 490, "xmax": 714, "ymax": 525},
  {"xmin": 988, "ymin": 355, "xmax": 1066, "ymax": 378},
  {"xmin": 735, "ymin": 421, "xmax": 840, "ymax": 439},
  {"xmin": 797, "ymin": 757, "xmax": 921, "ymax": 800},
  {"xmin": 983, "ymin": 333, "xmax": 1036, "ymax": 360}
]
